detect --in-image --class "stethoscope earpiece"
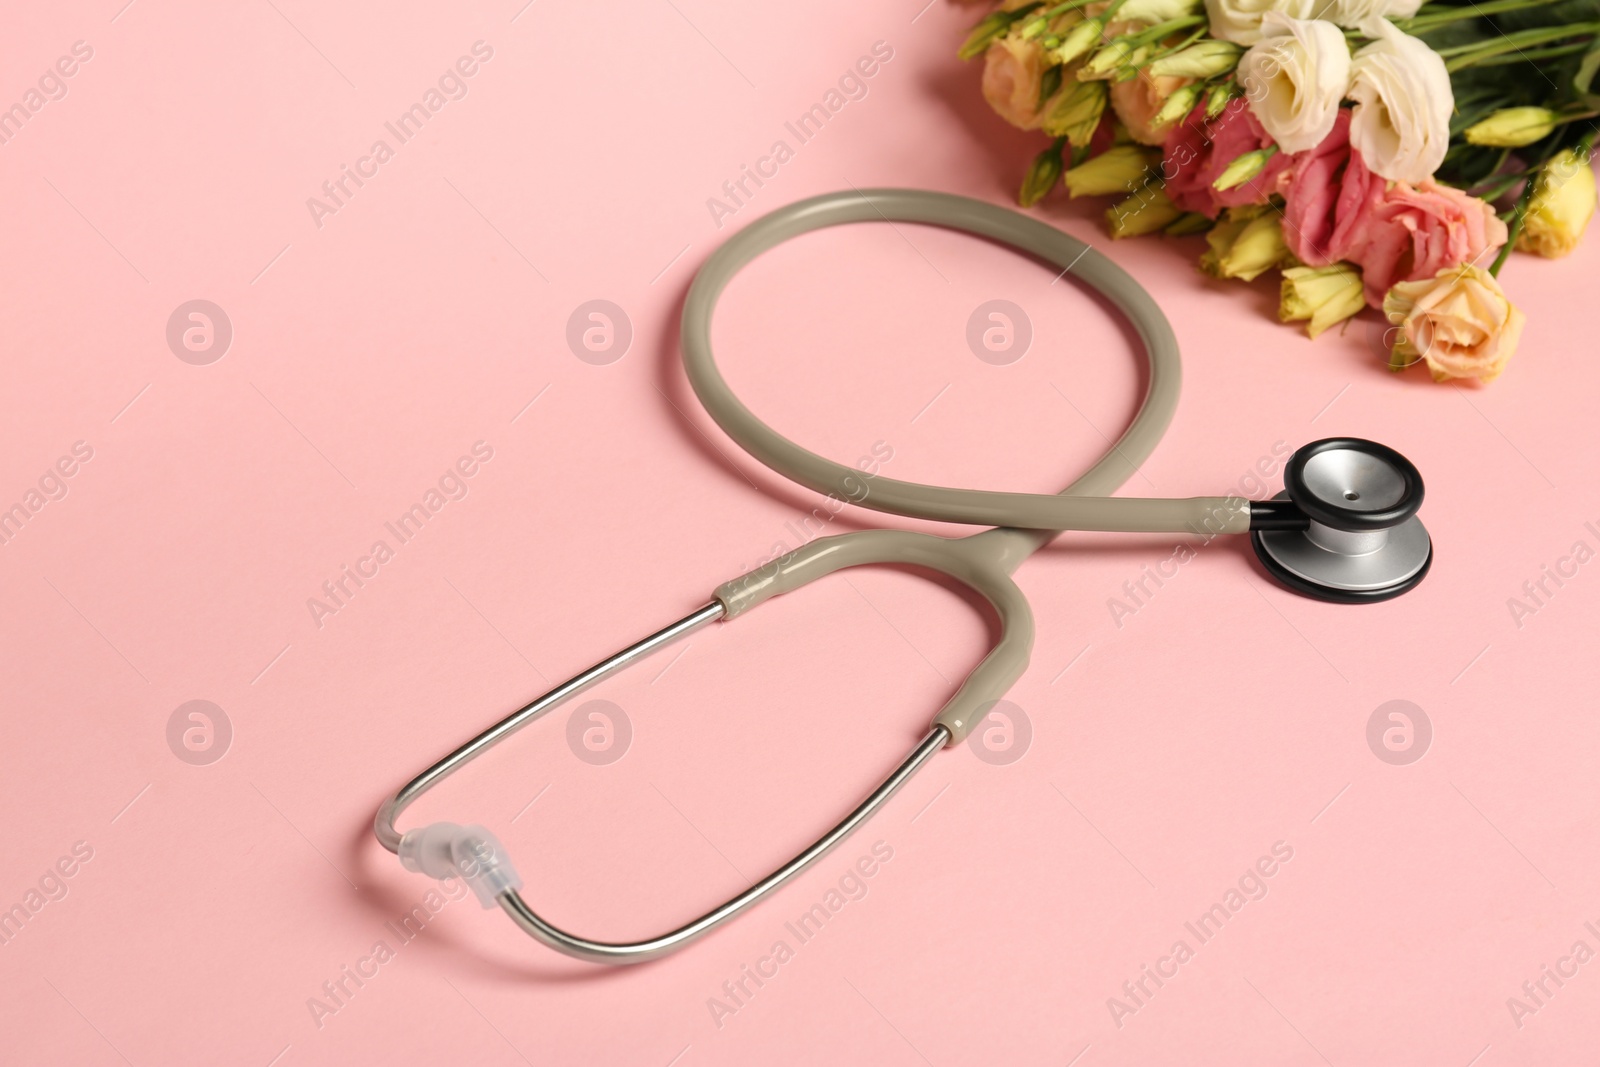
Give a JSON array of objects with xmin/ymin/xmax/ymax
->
[{"xmin": 1251, "ymin": 438, "xmax": 1432, "ymax": 603}]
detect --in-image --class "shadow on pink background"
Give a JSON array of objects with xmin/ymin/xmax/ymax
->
[{"xmin": 1, "ymin": 2, "xmax": 1596, "ymax": 1065}]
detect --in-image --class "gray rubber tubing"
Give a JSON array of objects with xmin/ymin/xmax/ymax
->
[{"xmin": 681, "ymin": 188, "xmax": 1249, "ymax": 742}]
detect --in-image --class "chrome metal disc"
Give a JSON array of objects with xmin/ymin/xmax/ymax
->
[{"xmin": 1252, "ymin": 493, "xmax": 1432, "ymax": 603}]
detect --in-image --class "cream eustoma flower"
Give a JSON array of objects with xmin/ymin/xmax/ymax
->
[
  {"xmin": 1205, "ymin": 0, "xmax": 1304, "ymax": 46},
  {"xmin": 981, "ymin": 36, "xmax": 1053, "ymax": 129},
  {"xmin": 1205, "ymin": 0, "xmax": 1421, "ymax": 45},
  {"xmin": 1111, "ymin": 71, "xmax": 1193, "ymax": 145},
  {"xmin": 1313, "ymin": 0, "xmax": 1424, "ymax": 26},
  {"xmin": 1238, "ymin": 12, "xmax": 1351, "ymax": 153},
  {"xmin": 1383, "ymin": 265, "xmax": 1525, "ymax": 384},
  {"xmin": 1348, "ymin": 18, "xmax": 1453, "ymax": 183}
]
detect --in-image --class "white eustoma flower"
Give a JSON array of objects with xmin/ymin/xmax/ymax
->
[
  {"xmin": 1204, "ymin": 0, "xmax": 1313, "ymax": 45},
  {"xmin": 1238, "ymin": 12, "xmax": 1351, "ymax": 153},
  {"xmin": 1117, "ymin": 0, "xmax": 1204, "ymax": 24},
  {"xmin": 1206, "ymin": 0, "xmax": 1423, "ymax": 44},
  {"xmin": 1312, "ymin": 0, "xmax": 1425, "ymax": 27},
  {"xmin": 1347, "ymin": 18, "xmax": 1453, "ymax": 183}
]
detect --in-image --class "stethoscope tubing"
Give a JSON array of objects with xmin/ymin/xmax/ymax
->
[
  {"xmin": 375, "ymin": 188, "xmax": 1219, "ymax": 965},
  {"xmin": 680, "ymin": 188, "xmax": 1247, "ymax": 540}
]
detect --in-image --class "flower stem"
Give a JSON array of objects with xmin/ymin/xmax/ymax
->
[
  {"xmin": 1462, "ymin": 40, "xmax": 1596, "ymax": 65},
  {"xmin": 1131, "ymin": 14, "xmax": 1205, "ymax": 43},
  {"xmin": 1439, "ymin": 23, "xmax": 1600, "ymax": 70},
  {"xmin": 1491, "ymin": 195, "xmax": 1528, "ymax": 276},
  {"xmin": 1397, "ymin": 0, "xmax": 1566, "ymax": 32}
]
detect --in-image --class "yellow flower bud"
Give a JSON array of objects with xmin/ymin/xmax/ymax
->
[
  {"xmin": 1279, "ymin": 264, "xmax": 1365, "ymax": 338},
  {"xmin": 1148, "ymin": 40, "xmax": 1242, "ymax": 79},
  {"xmin": 1200, "ymin": 206, "xmax": 1288, "ymax": 281},
  {"xmin": 1106, "ymin": 186, "xmax": 1182, "ymax": 237},
  {"xmin": 1064, "ymin": 144, "xmax": 1158, "ymax": 198},
  {"xmin": 1052, "ymin": 19, "xmax": 1104, "ymax": 66},
  {"xmin": 1213, "ymin": 146, "xmax": 1276, "ymax": 191},
  {"xmin": 1517, "ymin": 148, "xmax": 1597, "ymax": 259},
  {"xmin": 1464, "ymin": 107, "xmax": 1562, "ymax": 149},
  {"xmin": 1043, "ymin": 79, "xmax": 1109, "ymax": 147}
]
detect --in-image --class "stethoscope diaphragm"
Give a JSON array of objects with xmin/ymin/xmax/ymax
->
[{"xmin": 1250, "ymin": 438, "xmax": 1432, "ymax": 602}]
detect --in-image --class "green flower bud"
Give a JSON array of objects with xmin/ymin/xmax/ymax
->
[
  {"xmin": 1051, "ymin": 19, "xmax": 1104, "ymax": 66},
  {"xmin": 1464, "ymin": 107, "xmax": 1562, "ymax": 149},
  {"xmin": 1020, "ymin": 143, "xmax": 1066, "ymax": 207},
  {"xmin": 1107, "ymin": 186, "xmax": 1182, "ymax": 237},
  {"xmin": 1151, "ymin": 84, "xmax": 1203, "ymax": 131},
  {"xmin": 1043, "ymin": 79, "xmax": 1109, "ymax": 147},
  {"xmin": 959, "ymin": 12, "xmax": 1015, "ymax": 61},
  {"xmin": 1064, "ymin": 144, "xmax": 1158, "ymax": 198},
  {"xmin": 1083, "ymin": 36, "xmax": 1140, "ymax": 78},
  {"xmin": 1205, "ymin": 80, "xmax": 1239, "ymax": 120},
  {"xmin": 1148, "ymin": 40, "xmax": 1242, "ymax": 79},
  {"xmin": 1212, "ymin": 146, "xmax": 1277, "ymax": 192},
  {"xmin": 1164, "ymin": 211, "xmax": 1214, "ymax": 236},
  {"xmin": 1279, "ymin": 264, "xmax": 1365, "ymax": 338}
]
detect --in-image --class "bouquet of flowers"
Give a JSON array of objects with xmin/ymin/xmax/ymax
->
[{"xmin": 961, "ymin": 0, "xmax": 1600, "ymax": 383}]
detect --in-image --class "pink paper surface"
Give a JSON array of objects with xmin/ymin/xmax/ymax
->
[{"xmin": 2, "ymin": 3, "xmax": 1597, "ymax": 1065}]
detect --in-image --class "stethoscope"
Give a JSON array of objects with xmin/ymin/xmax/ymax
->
[{"xmin": 373, "ymin": 189, "xmax": 1432, "ymax": 964}]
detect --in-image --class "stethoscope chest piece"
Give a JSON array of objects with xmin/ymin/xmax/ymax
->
[{"xmin": 1251, "ymin": 438, "xmax": 1432, "ymax": 603}]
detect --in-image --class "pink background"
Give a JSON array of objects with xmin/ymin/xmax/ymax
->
[{"xmin": 3, "ymin": 2, "xmax": 1597, "ymax": 1064}]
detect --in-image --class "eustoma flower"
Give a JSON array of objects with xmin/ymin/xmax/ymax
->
[
  {"xmin": 954, "ymin": 0, "xmax": 1586, "ymax": 381},
  {"xmin": 1204, "ymin": 0, "xmax": 1422, "ymax": 44},
  {"xmin": 982, "ymin": 35, "xmax": 1054, "ymax": 129},
  {"xmin": 1205, "ymin": 0, "xmax": 1313, "ymax": 45},
  {"xmin": 1312, "ymin": 0, "xmax": 1424, "ymax": 27},
  {"xmin": 1346, "ymin": 18, "xmax": 1453, "ymax": 184},
  {"xmin": 1281, "ymin": 127, "xmax": 1507, "ymax": 307},
  {"xmin": 1237, "ymin": 13, "xmax": 1349, "ymax": 154},
  {"xmin": 1383, "ymin": 265, "xmax": 1525, "ymax": 384},
  {"xmin": 1162, "ymin": 102, "xmax": 1295, "ymax": 216},
  {"xmin": 1112, "ymin": 72, "xmax": 1194, "ymax": 145}
]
